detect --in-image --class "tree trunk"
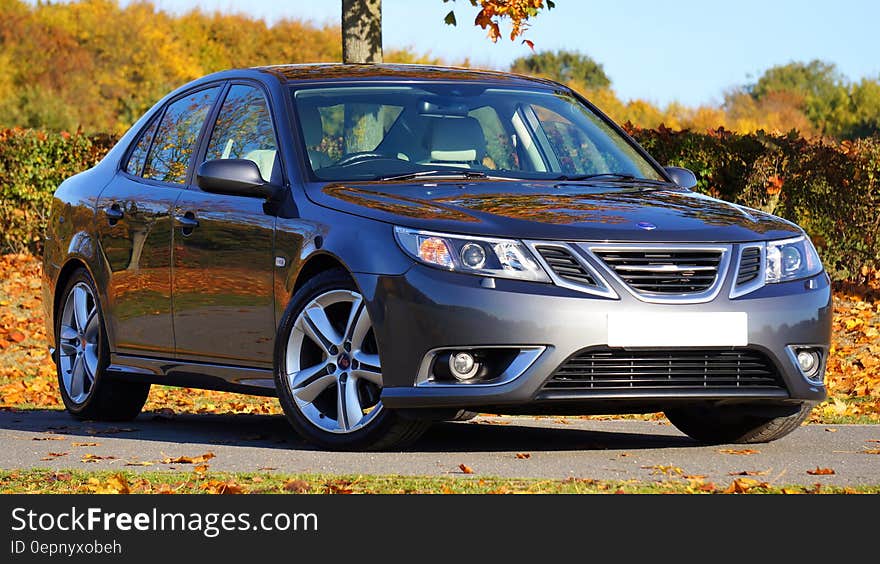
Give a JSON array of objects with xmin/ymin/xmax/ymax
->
[{"xmin": 342, "ymin": 0, "xmax": 382, "ymax": 63}]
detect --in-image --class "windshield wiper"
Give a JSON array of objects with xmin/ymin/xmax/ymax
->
[
  {"xmin": 377, "ymin": 169, "xmax": 488, "ymax": 182},
  {"xmin": 555, "ymin": 173, "xmax": 671, "ymax": 186}
]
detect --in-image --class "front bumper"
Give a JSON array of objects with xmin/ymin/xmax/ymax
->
[{"xmin": 359, "ymin": 263, "xmax": 831, "ymax": 413}]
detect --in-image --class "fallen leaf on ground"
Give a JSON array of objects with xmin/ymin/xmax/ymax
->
[
  {"xmin": 718, "ymin": 448, "xmax": 760, "ymax": 455},
  {"xmin": 862, "ymin": 449, "xmax": 880, "ymax": 455},
  {"xmin": 458, "ymin": 463, "xmax": 474, "ymax": 474},
  {"xmin": 40, "ymin": 452, "xmax": 68, "ymax": 460},
  {"xmin": 160, "ymin": 452, "xmax": 215, "ymax": 464},
  {"xmin": 515, "ymin": 453, "xmax": 531, "ymax": 459},
  {"xmin": 642, "ymin": 465, "xmax": 684, "ymax": 476},
  {"xmin": 728, "ymin": 470, "xmax": 768, "ymax": 476},
  {"xmin": 125, "ymin": 460, "xmax": 154, "ymax": 467},
  {"xmin": 87, "ymin": 474, "xmax": 130, "ymax": 494},
  {"xmin": 724, "ymin": 477, "xmax": 769, "ymax": 493},
  {"xmin": 81, "ymin": 453, "xmax": 116, "ymax": 463},
  {"xmin": 200, "ymin": 480, "xmax": 244, "ymax": 494},
  {"xmin": 193, "ymin": 464, "xmax": 209, "ymax": 475},
  {"xmin": 824, "ymin": 428, "xmax": 838, "ymax": 433},
  {"xmin": 71, "ymin": 442, "xmax": 99, "ymax": 447},
  {"xmin": 806, "ymin": 467, "xmax": 835, "ymax": 475},
  {"xmin": 32, "ymin": 436, "xmax": 65, "ymax": 441},
  {"xmin": 282, "ymin": 479, "xmax": 310, "ymax": 493},
  {"xmin": 323, "ymin": 479, "xmax": 355, "ymax": 494}
]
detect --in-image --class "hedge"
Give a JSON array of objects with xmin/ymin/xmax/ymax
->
[
  {"xmin": 0, "ymin": 126, "xmax": 877, "ymax": 282},
  {"xmin": 0, "ymin": 128, "xmax": 114, "ymax": 255}
]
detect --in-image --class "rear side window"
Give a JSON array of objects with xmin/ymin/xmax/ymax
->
[
  {"xmin": 204, "ymin": 85, "xmax": 278, "ymax": 182},
  {"xmin": 124, "ymin": 119, "xmax": 158, "ymax": 176},
  {"xmin": 144, "ymin": 87, "xmax": 220, "ymax": 184}
]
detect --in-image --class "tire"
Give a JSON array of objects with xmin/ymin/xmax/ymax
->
[
  {"xmin": 665, "ymin": 402, "xmax": 815, "ymax": 444},
  {"xmin": 274, "ymin": 268, "xmax": 430, "ymax": 451},
  {"xmin": 55, "ymin": 268, "xmax": 150, "ymax": 421}
]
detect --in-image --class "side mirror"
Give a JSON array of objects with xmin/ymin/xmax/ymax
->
[
  {"xmin": 196, "ymin": 159, "xmax": 280, "ymax": 199},
  {"xmin": 664, "ymin": 166, "xmax": 698, "ymax": 189}
]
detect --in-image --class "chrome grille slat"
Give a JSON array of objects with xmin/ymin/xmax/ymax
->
[{"xmin": 592, "ymin": 248, "xmax": 724, "ymax": 295}]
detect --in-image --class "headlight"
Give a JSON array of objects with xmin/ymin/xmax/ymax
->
[
  {"xmin": 765, "ymin": 236, "xmax": 823, "ymax": 283},
  {"xmin": 394, "ymin": 226, "xmax": 551, "ymax": 283}
]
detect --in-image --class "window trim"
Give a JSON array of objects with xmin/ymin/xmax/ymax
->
[
  {"xmin": 192, "ymin": 79, "xmax": 287, "ymax": 192},
  {"xmin": 119, "ymin": 81, "xmax": 226, "ymax": 189}
]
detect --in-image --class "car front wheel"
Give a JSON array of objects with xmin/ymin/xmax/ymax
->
[
  {"xmin": 665, "ymin": 401, "xmax": 815, "ymax": 444},
  {"xmin": 55, "ymin": 268, "xmax": 150, "ymax": 420},
  {"xmin": 275, "ymin": 269, "xmax": 429, "ymax": 451}
]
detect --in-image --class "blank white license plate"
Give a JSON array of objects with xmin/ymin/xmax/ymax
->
[{"xmin": 607, "ymin": 312, "xmax": 748, "ymax": 347}]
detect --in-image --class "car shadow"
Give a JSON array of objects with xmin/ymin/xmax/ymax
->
[{"xmin": 0, "ymin": 409, "xmax": 698, "ymax": 453}]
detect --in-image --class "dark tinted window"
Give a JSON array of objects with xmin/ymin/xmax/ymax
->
[
  {"xmin": 204, "ymin": 85, "xmax": 278, "ymax": 181},
  {"xmin": 144, "ymin": 87, "xmax": 220, "ymax": 184},
  {"xmin": 124, "ymin": 118, "xmax": 158, "ymax": 176}
]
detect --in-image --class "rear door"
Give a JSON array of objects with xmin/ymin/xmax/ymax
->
[
  {"xmin": 96, "ymin": 86, "xmax": 221, "ymax": 356},
  {"xmin": 171, "ymin": 83, "xmax": 279, "ymax": 367}
]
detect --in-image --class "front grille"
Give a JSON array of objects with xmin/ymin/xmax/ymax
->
[
  {"xmin": 535, "ymin": 246, "xmax": 598, "ymax": 287},
  {"xmin": 736, "ymin": 247, "xmax": 761, "ymax": 285},
  {"xmin": 592, "ymin": 248, "xmax": 722, "ymax": 294},
  {"xmin": 544, "ymin": 348, "xmax": 784, "ymax": 392}
]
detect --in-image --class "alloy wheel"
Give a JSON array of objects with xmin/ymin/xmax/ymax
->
[
  {"xmin": 58, "ymin": 282, "xmax": 100, "ymax": 404},
  {"xmin": 284, "ymin": 290, "xmax": 383, "ymax": 433}
]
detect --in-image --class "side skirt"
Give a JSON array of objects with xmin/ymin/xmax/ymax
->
[{"xmin": 106, "ymin": 353, "xmax": 277, "ymax": 397}]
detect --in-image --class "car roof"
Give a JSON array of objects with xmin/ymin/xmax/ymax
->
[{"xmin": 251, "ymin": 63, "xmax": 561, "ymax": 89}]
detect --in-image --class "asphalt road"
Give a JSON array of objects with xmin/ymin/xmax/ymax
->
[{"xmin": 1, "ymin": 410, "xmax": 878, "ymax": 486}]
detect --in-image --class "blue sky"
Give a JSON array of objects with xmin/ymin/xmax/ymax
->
[{"xmin": 134, "ymin": 0, "xmax": 877, "ymax": 107}]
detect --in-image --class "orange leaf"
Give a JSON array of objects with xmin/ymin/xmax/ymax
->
[
  {"xmin": 282, "ymin": 479, "xmax": 310, "ymax": 493},
  {"xmin": 515, "ymin": 452, "xmax": 531, "ymax": 459},
  {"xmin": 459, "ymin": 463, "xmax": 474, "ymax": 474},
  {"xmin": 718, "ymin": 448, "xmax": 760, "ymax": 455},
  {"xmin": 161, "ymin": 452, "xmax": 215, "ymax": 464}
]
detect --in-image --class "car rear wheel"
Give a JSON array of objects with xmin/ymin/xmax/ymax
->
[
  {"xmin": 55, "ymin": 268, "xmax": 150, "ymax": 420},
  {"xmin": 665, "ymin": 402, "xmax": 815, "ymax": 444},
  {"xmin": 275, "ymin": 269, "xmax": 429, "ymax": 451}
]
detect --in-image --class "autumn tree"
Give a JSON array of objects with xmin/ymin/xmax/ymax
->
[
  {"xmin": 341, "ymin": 0, "xmax": 556, "ymax": 63},
  {"xmin": 510, "ymin": 50, "xmax": 609, "ymax": 88}
]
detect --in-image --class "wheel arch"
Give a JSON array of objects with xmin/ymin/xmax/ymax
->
[{"xmin": 291, "ymin": 252, "xmax": 354, "ymax": 296}]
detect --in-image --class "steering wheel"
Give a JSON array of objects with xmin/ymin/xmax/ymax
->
[{"xmin": 334, "ymin": 151, "xmax": 390, "ymax": 167}]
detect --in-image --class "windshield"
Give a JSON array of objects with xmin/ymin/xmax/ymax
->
[{"xmin": 291, "ymin": 83, "xmax": 665, "ymax": 183}]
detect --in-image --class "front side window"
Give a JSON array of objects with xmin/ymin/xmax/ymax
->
[
  {"xmin": 204, "ymin": 85, "xmax": 279, "ymax": 182},
  {"xmin": 144, "ymin": 87, "xmax": 220, "ymax": 184},
  {"xmin": 292, "ymin": 84, "xmax": 663, "ymax": 183}
]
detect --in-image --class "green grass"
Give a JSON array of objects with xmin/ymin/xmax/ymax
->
[{"xmin": 2, "ymin": 469, "xmax": 878, "ymax": 495}]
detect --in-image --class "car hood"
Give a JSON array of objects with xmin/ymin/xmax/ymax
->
[{"xmin": 306, "ymin": 180, "xmax": 802, "ymax": 242}]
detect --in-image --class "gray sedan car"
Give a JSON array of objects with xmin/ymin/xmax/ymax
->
[{"xmin": 42, "ymin": 64, "xmax": 830, "ymax": 450}]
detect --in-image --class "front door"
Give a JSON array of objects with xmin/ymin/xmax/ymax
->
[{"xmin": 172, "ymin": 84, "xmax": 279, "ymax": 367}]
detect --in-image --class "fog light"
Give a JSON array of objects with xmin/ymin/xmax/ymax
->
[
  {"xmin": 450, "ymin": 352, "xmax": 479, "ymax": 380},
  {"xmin": 796, "ymin": 350, "xmax": 816, "ymax": 373}
]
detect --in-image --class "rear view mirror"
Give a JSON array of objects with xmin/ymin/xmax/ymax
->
[
  {"xmin": 196, "ymin": 159, "xmax": 280, "ymax": 199},
  {"xmin": 664, "ymin": 166, "xmax": 698, "ymax": 190}
]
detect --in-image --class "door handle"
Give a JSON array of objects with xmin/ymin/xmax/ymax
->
[
  {"xmin": 175, "ymin": 212, "xmax": 199, "ymax": 235},
  {"xmin": 105, "ymin": 204, "xmax": 124, "ymax": 223}
]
